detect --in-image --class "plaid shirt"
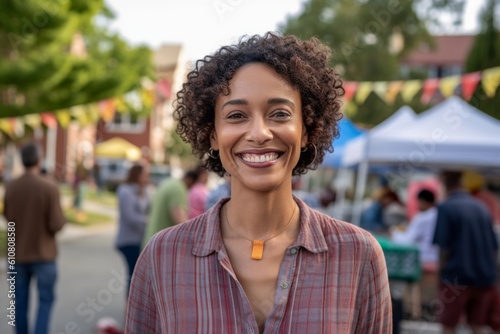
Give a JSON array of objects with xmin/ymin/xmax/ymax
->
[{"xmin": 126, "ymin": 197, "xmax": 392, "ymax": 333}]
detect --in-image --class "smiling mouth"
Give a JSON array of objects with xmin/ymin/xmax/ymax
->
[{"xmin": 239, "ymin": 152, "xmax": 280, "ymax": 163}]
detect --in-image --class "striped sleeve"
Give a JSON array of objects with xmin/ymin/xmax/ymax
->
[
  {"xmin": 355, "ymin": 234, "xmax": 392, "ymax": 334},
  {"xmin": 125, "ymin": 240, "xmax": 161, "ymax": 333}
]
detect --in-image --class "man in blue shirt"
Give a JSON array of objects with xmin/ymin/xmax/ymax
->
[{"xmin": 433, "ymin": 171, "xmax": 498, "ymax": 333}]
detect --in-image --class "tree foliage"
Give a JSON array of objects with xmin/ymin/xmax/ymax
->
[
  {"xmin": 465, "ymin": 0, "xmax": 500, "ymax": 119},
  {"xmin": 280, "ymin": 0, "xmax": 471, "ymax": 124},
  {"xmin": 0, "ymin": 0, "xmax": 153, "ymax": 118}
]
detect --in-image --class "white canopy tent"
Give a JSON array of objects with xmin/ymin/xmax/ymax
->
[
  {"xmin": 342, "ymin": 106, "xmax": 418, "ymax": 167},
  {"xmin": 372, "ymin": 96, "xmax": 500, "ymax": 169},
  {"xmin": 341, "ymin": 106, "xmax": 418, "ymax": 225},
  {"xmin": 345, "ymin": 96, "xmax": 500, "ymax": 225}
]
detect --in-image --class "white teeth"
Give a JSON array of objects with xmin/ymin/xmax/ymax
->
[{"xmin": 241, "ymin": 153, "xmax": 279, "ymax": 163}]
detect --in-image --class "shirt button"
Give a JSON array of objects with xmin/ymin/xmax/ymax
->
[
  {"xmin": 290, "ymin": 247, "xmax": 298, "ymax": 255},
  {"xmin": 280, "ymin": 281, "xmax": 290, "ymax": 289}
]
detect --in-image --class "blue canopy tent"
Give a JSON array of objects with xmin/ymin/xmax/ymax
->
[{"xmin": 321, "ymin": 117, "xmax": 365, "ymax": 169}]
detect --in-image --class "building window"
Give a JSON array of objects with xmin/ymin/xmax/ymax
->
[{"xmin": 107, "ymin": 112, "xmax": 146, "ymax": 133}]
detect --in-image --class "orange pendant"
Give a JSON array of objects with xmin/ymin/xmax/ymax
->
[{"xmin": 251, "ymin": 240, "xmax": 264, "ymax": 260}]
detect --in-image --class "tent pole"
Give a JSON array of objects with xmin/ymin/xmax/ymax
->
[{"xmin": 351, "ymin": 160, "xmax": 369, "ymax": 226}]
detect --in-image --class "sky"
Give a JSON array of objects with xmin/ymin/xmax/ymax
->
[{"xmin": 105, "ymin": 0, "xmax": 488, "ymax": 62}]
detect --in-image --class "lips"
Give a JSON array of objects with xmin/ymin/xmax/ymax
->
[{"xmin": 239, "ymin": 152, "xmax": 280, "ymax": 163}]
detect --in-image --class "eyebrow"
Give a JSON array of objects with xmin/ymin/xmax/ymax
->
[{"xmin": 221, "ymin": 98, "xmax": 295, "ymax": 110}]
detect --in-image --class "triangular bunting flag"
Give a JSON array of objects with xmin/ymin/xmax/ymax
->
[
  {"xmin": 461, "ymin": 71, "xmax": 481, "ymax": 101},
  {"xmin": 482, "ymin": 66, "xmax": 500, "ymax": 98},
  {"xmin": 372, "ymin": 82, "xmax": 388, "ymax": 101},
  {"xmin": 23, "ymin": 114, "xmax": 42, "ymax": 129},
  {"xmin": 439, "ymin": 75, "xmax": 460, "ymax": 98},
  {"xmin": 55, "ymin": 110, "xmax": 72, "ymax": 128},
  {"xmin": 41, "ymin": 113, "xmax": 58, "ymax": 128},
  {"xmin": 343, "ymin": 82, "xmax": 358, "ymax": 102},
  {"xmin": 140, "ymin": 88, "xmax": 155, "ymax": 109},
  {"xmin": 385, "ymin": 81, "xmax": 403, "ymax": 104},
  {"xmin": 421, "ymin": 78, "xmax": 439, "ymax": 104},
  {"xmin": 11, "ymin": 117, "xmax": 24, "ymax": 138},
  {"xmin": 98, "ymin": 100, "xmax": 116, "ymax": 122},
  {"xmin": 356, "ymin": 82, "xmax": 372, "ymax": 104},
  {"xmin": 0, "ymin": 118, "xmax": 14, "ymax": 137},
  {"xmin": 401, "ymin": 80, "xmax": 422, "ymax": 103}
]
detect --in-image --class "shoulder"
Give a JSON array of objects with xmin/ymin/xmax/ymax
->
[
  {"xmin": 146, "ymin": 214, "xmax": 209, "ymax": 253},
  {"xmin": 302, "ymin": 204, "xmax": 382, "ymax": 255}
]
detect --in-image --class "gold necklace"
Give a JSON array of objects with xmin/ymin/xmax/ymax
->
[{"xmin": 224, "ymin": 203, "xmax": 297, "ymax": 260}]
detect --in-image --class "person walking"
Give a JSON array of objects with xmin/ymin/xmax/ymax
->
[
  {"xmin": 433, "ymin": 171, "xmax": 498, "ymax": 333},
  {"xmin": 142, "ymin": 169, "xmax": 198, "ymax": 247},
  {"xmin": 3, "ymin": 142, "xmax": 66, "ymax": 334},
  {"xmin": 115, "ymin": 162, "xmax": 150, "ymax": 296},
  {"xmin": 126, "ymin": 32, "xmax": 391, "ymax": 333}
]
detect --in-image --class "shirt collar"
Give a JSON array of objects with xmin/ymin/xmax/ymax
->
[{"xmin": 191, "ymin": 196, "xmax": 328, "ymax": 257}]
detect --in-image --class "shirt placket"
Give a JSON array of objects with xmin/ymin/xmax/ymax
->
[
  {"xmin": 218, "ymin": 250, "xmax": 260, "ymax": 334},
  {"xmin": 263, "ymin": 246, "xmax": 299, "ymax": 334}
]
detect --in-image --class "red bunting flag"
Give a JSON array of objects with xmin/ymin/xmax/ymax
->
[
  {"xmin": 421, "ymin": 78, "xmax": 439, "ymax": 104},
  {"xmin": 461, "ymin": 71, "xmax": 481, "ymax": 101},
  {"xmin": 41, "ymin": 113, "xmax": 58, "ymax": 128},
  {"xmin": 343, "ymin": 82, "xmax": 358, "ymax": 102}
]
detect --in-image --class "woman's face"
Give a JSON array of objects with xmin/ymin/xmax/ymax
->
[{"xmin": 211, "ymin": 63, "xmax": 307, "ymax": 193}]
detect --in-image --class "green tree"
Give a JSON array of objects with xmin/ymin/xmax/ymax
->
[
  {"xmin": 0, "ymin": 0, "xmax": 153, "ymax": 118},
  {"xmin": 465, "ymin": 0, "xmax": 500, "ymax": 119},
  {"xmin": 466, "ymin": 0, "xmax": 500, "ymax": 71},
  {"xmin": 280, "ymin": 0, "xmax": 469, "ymax": 124}
]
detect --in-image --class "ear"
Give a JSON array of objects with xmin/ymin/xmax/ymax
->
[
  {"xmin": 301, "ymin": 125, "xmax": 308, "ymax": 149},
  {"xmin": 210, "ymin": 129, "xmax": 219, "ymax": 151}
]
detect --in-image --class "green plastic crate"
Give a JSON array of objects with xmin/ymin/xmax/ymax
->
[{"xmin": 376, "ymin": 236, "xmax": 422, "ymax": 282}]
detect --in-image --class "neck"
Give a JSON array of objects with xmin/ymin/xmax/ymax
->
[
  {"xmin": 224, "ymin": 185, "xmax": 297, "ymax": 240},
  {"xmin": 25, "ymin": 166, "xmax": 40, "ymax": 174}
]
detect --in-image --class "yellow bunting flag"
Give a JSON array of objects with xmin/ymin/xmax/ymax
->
[
  {"xmin": 0, "ymin": 118, "xmax": 13, "ymax": 136},
  {"xmin": 372, "ymin": 82, "xmax": 388, "ymax": 101},
  {"xmin": 356, "ymin": 82, "xmax": 372, "ymax": 104},
  {"xmin": 482, "ymin": 66, "xmax": 500, "ymax": 98},
  {"xmin": 385, "ymin": 81, "xmax": 403, "ymax": 105},
  {"xmin": 439, "ymin": 75, "xmax": 460, "ymax": 98},
  {"xmin": 23, "ymin": 114, "xmax": 42, "ymax": 129},
  {"xmin": 140, "ymin": 88, "xmax": 155, "ymax": 109},
  {"xmin": 400, "ymin": 80, "xmax": 422, "ymax": 103},
  {"xmin": 55, "ymin": 110, "xmax": 71, "ymax": 128}
]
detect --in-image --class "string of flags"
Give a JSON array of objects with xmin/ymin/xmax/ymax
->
[
  {"xmin": 343, "ymin": 66, "xmax": 500, "ymax": 105},
  {"xmin": 1, "ymin": 67, "xmax": 499, "ymax": 139},
  {"xmin": 0, "ymin": 78, "xmax": 171, "ymax": 139}
]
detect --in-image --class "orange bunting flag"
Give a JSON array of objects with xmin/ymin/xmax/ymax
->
[
  {"xmin": 482, "ymin": 66, "xmax": 500, "ymax": 98},
  {"xmin": 98, "ymin": 100, "xmax": 116, "ymax": 122},
  {"xmin": 356, "ymin": 82, "xmax": 372, "ymax": 104},
  {"xmin": 439, "ymin": 75, "xmax": 460, "ymax": 98},
  {"xmin": 461, "ymin": 72, "xmax": 481, "ymax": 101},
  {"xmin": 384, "ymin": 81, "xmax": 403, "ymax": 104},
  {"xmin": 343, "ymin": 82, "xmax": 358, "ymax": 102},
  {"xmin": 400, "ymin": 80, "xmax": 422, "ymax": 103},
  {"xmin": 421, "ymin": 78, "xmax": 439, "ymax": 104}
]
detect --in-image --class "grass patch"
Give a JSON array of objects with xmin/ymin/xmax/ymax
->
[
  {"xmin": 64, "ymin": 208, "xmax": 113, "ymax": 226},
  {"xmin": 60, "ymin": 184, "xmax": 117, "ymax": 207}
]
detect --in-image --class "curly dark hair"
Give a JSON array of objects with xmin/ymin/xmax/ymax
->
[{"xmin": 174, "ymin": 32, "xmax": 344, "ymax": 176}]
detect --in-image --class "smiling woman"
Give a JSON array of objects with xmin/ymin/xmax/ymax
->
[{"xmin": 126, "ymin": 32, "xmax": 392, "ymax": 334}]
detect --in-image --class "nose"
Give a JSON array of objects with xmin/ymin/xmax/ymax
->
[{"xmin": 245, "ymin": 116, "xmax": 272, "ymax": 144}]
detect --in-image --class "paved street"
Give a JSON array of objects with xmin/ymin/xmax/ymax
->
[{"xmin": 0, "ymin": 223, "xmax": 127, "ymax": 334}]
